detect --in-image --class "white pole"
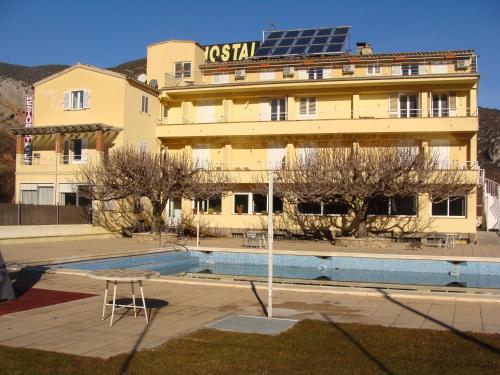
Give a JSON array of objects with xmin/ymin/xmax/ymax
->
[
  {"xmin": 267, "ymin": 170, "xmax": 273, "ymax": 318},
  {"xmin": 196, "ymin": 200, "xmax": 200, "ymax": 247}
]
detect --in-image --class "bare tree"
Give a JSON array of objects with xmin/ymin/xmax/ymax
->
[
  {"xmin": 267, "ymin": 145, "xmax": 477, "ymax": 238},
  {"xmin": 77, "ymin": 146, "xmax": 232, "ymax": 233}
]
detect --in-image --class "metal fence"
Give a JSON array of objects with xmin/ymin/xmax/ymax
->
[{"xmin": 0, "ymin": 204, "xmax": 91, "ymax": 226}]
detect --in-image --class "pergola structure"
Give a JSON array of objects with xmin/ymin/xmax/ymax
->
[{"xmin": 12, "ymin": 123, "xmax": 121, "ymax": 156}]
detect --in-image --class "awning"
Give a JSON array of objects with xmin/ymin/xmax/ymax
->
[{"xmin": 11, "ymin": 123, "xmax": 120, "ymax": 136}]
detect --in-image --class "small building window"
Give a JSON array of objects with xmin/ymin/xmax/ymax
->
[
  {"xmin": 308, "ymin": 68, "xmax": 323, "ymax": 80},
  {"xmin": 141, "ymin": 96, "xmax": 149, "ymax": 113},
  {"xmin": 298, "ymin": 199, "xmax": 348, "ymax": 216},
  {"xmin": 64, "ymin": 90, "xmax": 90, "ymax": 110},
  {"xmin": 299, "ymin": 97, "xmax": 316, "ymax": 118},
  {"xmin": 368, "ymin": 195, "xmax": 417, "ymax": 216},
  {"xmin": 193, "ymin": 197, "xmax": 222, "ymax": 214},
  {"xmin": 174, "ymin": 61, "xmax": 191, "ymax": 79},
  {"xmin": 432, "ymin": 196, "xmax": 466, "ymax": 217},
  {"xmin": 367, "ymin": 65, "xmax": 381, "ymax": 75},
  {"xmin": 402, "ymin": 64, "xmax": 419, "ymax": 76},
  {"xmin": 271, "ymin": 98, "xmax": 287, "ymax": 121}
]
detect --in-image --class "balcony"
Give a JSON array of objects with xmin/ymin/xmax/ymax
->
[
  {"xmin": 156, "ymin": 109, "xmax": 478, "ymax": 139},
  {"xmin": 162, "ymin": 56, "xmax": 479, "ymax": 90},
  {"xmin": 16, "ymin": 153, "xmax": 94, "ymax": 175}
]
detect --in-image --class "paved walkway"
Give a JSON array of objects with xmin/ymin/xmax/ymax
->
[
  {"xmin": 0, "ymin": 270, "xmax": 499, "ymax": 358},
  {"xmin": 2, "ymin": 231, "xmax": 500, "ymax": 267}
]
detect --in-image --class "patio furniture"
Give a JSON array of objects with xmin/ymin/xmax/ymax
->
[
  {"xmin": 445, "ymin": 233, "xmax": 460, "ymax": 249},
  {"xmin": 89, "ymin": 269, "xmax": 159, "ymax": 327},
  {"xmin": 426, "ymin": 232, "xmax": 448, "ymax": 248},
  {"xmin": 243, "ymin": 231, "xmax": 267, "ymax": 248}
]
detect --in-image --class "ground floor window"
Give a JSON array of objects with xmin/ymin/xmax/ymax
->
[
  {"xmin": 431, "ymin": 196, "xmax": 466, "ymax": 217},
  {"xmin": 297, "ymin": 200, "xmax": 348, "ymax": 216},
  {"xmin": 368, "ymin": 195, "xmax": 417, "ymax": 216},
  {"xmin": 20, "ymin": 184, "xmax": 54, "ymax": 205},
  {"xmin": 234, "ymin": 193, "xmax": 283, "ymax": 214},
  {"xmin": 193, "ymin": 197, "xmax": 222, "ymax": 214},
  {"xmin": 59, "ymin": 184, "xmax": 91, "ymax": 206}
]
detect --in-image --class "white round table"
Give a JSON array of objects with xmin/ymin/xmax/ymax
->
[{"xmin": 89, "ymin": 269, "xmax": 159, "ymax": 327}]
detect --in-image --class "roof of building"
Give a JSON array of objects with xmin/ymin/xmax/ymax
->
[
  {"xmin": 147, "ymin": 39, "xmax": 204, "ymax": 49},
  {"xmin": 33, "ymin": 63, "xmax": 159, "ymax": 95},
  {"xmin": 11, "ymin": 123, "xmax": 121, "ymax": 136},
  {"xmin": 200, "ymin": 49, "xmax": 476, "ymax": 69}
]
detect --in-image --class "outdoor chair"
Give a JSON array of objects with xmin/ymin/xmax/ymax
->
[
  {"xmin": 426, "ymin": 232, "xmax": 448, "ymax": 248},
  {"xmin": 243, "ymin": 231, "xmax": 260, "ymax": 248}
]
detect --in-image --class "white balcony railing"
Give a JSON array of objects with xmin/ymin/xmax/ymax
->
[
  {"xmin": 159, "ymin": 107, "xmax": 478, "ymax": 125},
  {"xmin": 19, "ymin": 154, "xmax": 90, "ymax": 166},
  {"xmin": 162, "ymin": 56, "xmax": 478, "ymax": 88}
]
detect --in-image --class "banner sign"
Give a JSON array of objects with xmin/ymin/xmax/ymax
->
[
  {"xmin": 204, "ymin": 41, "xmax": 260, "ymax": 63},
  {"xmin": 24, "ymin": 96, "xmax": 33, "ymax": 165}
]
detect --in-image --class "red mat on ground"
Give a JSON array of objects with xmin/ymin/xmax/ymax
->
[{"xmin": 0, "ymin": 288, "xmax": 95, "ymax": 316}]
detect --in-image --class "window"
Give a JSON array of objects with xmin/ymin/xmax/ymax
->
[
  {"xmin": 271, "ymin": 98, "xmax": 287, "ymax": 121},
  {"xmin": 72, "ymin": 91, "xmax": 84, "ymax": 109},
  {"xmin": 59, "ymin": 184, "xmax": 91, "ymax": 206},
  {"xmin": 63, "ymin": 139, "xmax": 87, "ymax": 164},
  {"xmin": 267, "ymin": 144, "xmax": 286, "ymax": 170},
  {"xmin": 432, "ymin": 196, "xmax": 466, "ymax": 217},
  {"xmin": 64, "ymin": 90, "xmax": 90, "ymax": 110},
  {"xmin": 194, "ymin": 197, "xmax": 222, "ymax": 214},
  {"xmin": 20, "ymin": 183, "xmax": 54, "ymax": 205},
  {"xmin": 234, "ymin": 193, "xmax": 283, "ymax": 214},
  {"xmin": 162, "ymin": 105, "xmax": 168, "ymax": 123},
  {"xmin": 299, "ymin": 97, "xmax": 316, "ymax": 119},
  {"xmin": 367, "ymin": 65, "xmax": 381, "ymax": 75},
  {"xmin": 298, "ymin": 199, "xmax": 348, "ymax": 215},
  {"xmin": 432, "ymin": 93, "xmax": 456, "ymax": 117},
  {"xmin": 399, "ymin": 94, "xmax": 419, "ymax": 117},
  {"xmin": 141, "ymin": 96, "xmax": 149, "ymax": 113},
  {"xmin": 308, "ymin": 68, "xmax": 323, "ymax": 80},
  {"xmin": 402, "ymin": 64, "xmax": 419, "ymax": 76},
  {"xmin": 196, "ymin": 100, "xmax": 215, "ymax": 123},
  {"xmin": 234, "ymin": 194, "xmax": 250, "ymax": 214},
  {"xmin": 368, "ymin": 195, "xmax": 417, "ymax": 216},
  {"xmin": 192, "ymin": 144, "xmax": 210, "ymax": 169},
  {"xmin": 174, "ymin": 61, "xmax": 191, "ymax": 79}
]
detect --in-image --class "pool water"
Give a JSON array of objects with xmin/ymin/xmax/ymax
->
[{"xmin": 54, "ymin": 250, "xmax": 500, "ymax": 290}]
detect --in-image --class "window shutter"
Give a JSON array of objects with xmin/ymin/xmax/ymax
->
[
  {"xmin": 298, "ymin": 69, "xmax": 307, "ymax": 80},
  {"xmin": 83, "ymin": 90, "xmax": 90, "ymax": 109},
  {"xmin": 391, "ymin": 65, "xmax": 402, "ymax": 76},
  {"xmin": 259, "ymin": 98, "xmax": 271, "ymax": 121},
  {"xmin": 431, "ymin": 140, "xmax": 450, "ymax": 169},
  {"xmin": 449, "ymin": 92, "xmax": 457, "ymax": 116},
  {"xmin": 299, "ymin": 98, "xmax": 307, "ymax": 115},
  {"xmin": 196, "ymin": 100, "xmax": 215, "ymax": 123},
  {"xmin": 323, "ymin": 68, "xmax": 332, "ymax": 79},
  {"xmin": 418, "ymin": 64, "xmax": 428, "ymax": 75},
  {"xmin": 389, "ymin": 95, "xmax": 399, "ymax": 118},
  {"xmin": 63, "ymin": 91, "xmax": 70, "ymax": 110},
  {"xmin": 309, "ymin": 97, "xmax": 316, "ymax": 115},
  {"xmin": 193, "ymin": 144, "xmax": 210, "ymax": 169},
  {"xmin": 267, "ymin": 144, "xmax": 286, "ymax": 170}
]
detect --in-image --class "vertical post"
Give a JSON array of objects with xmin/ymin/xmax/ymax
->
[
  {"xmin": 267, "ymin": 170, "xmax": 274, "ymax": 318},
  {"xmin": 17, "ymin": 202, "xmax": 21, "ymax": 226},
  {"xmin": 196, "ymin": 200, "xmax": 200, "ymax": 247},
  {"xmin": 55, "ymin": 133, "xmax": 62, "ymax": 207}
]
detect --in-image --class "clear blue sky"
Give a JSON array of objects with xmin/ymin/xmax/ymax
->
[{"xmin": 0, "ymin": 0, "xmax": 498, "ymax": 108}]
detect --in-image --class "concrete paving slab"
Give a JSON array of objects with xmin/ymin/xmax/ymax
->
[{"xmin": 208, "ymin": 315, "xmax": 297, "ymax": 335}]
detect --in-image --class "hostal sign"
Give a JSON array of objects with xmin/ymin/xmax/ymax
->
[{"xmin": 204, "ymin": 41, "xmax": 260, "ymax": 63}]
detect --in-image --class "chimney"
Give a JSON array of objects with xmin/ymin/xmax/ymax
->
[{"xmin": 356, "ymin": 42, "xmax": 373, "ymax": 55}]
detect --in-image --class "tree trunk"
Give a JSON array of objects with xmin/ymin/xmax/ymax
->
[
  {"xmin": 151, "ymin": 214, "xmax": 162, "ymax": 234},
  {"xmin": 353, "ymin": 204, "xmax": 369, "ymax": 238}
]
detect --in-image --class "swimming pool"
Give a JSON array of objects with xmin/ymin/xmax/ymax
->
[{"xmin": 53, "ymin": 250, "xmax": 500, "ymax": 290}]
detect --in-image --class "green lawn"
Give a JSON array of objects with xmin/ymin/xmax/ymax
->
[{"xmin": 0, "ymin": 320, "xmax": 499, "ymax": 375}]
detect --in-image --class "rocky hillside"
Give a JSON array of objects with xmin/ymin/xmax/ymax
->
[{"xmin": 0, "ymin": 59, "xmax": 498, "ymax": 202}]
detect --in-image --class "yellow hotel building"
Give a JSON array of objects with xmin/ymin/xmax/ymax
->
[{"xmin": 12, "ymin": 27, "xmax": 480, "ymax": 239}]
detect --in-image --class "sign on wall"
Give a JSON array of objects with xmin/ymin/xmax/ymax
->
[
  {"xmin": 24, "ymin": 96, "xmax": 33, "ymax": 165},
  {"xmin": 204, "ymin": 41, "xmax": 260, "ymax": 63}
]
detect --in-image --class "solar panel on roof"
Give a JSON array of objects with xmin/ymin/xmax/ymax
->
[
  {"xmin": 317, "ymin": 28, "xmax": 333, "ymax": 36},
  {"xmin": 254, "ymin": 26, "xmax": 350, "ymax": 58},
  {"xmin": 284, "ymin": 30, "xmax": 300, "ymax": 37}
]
